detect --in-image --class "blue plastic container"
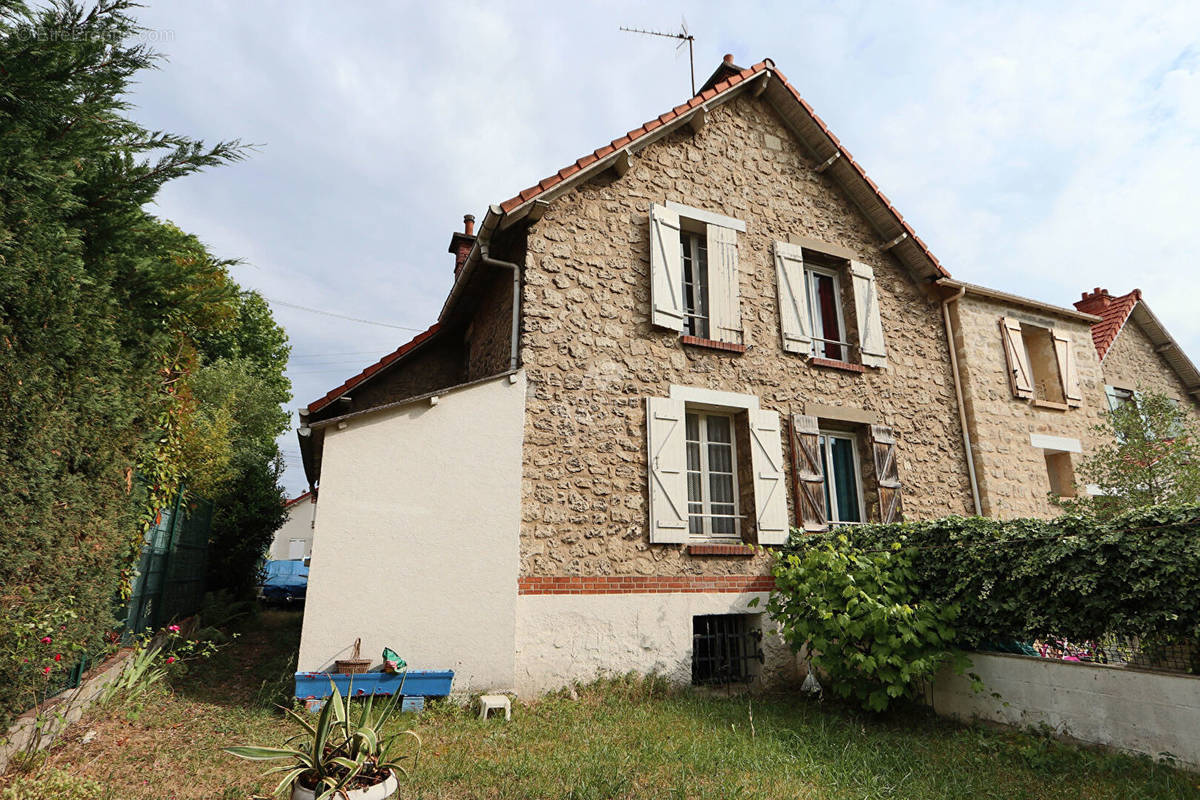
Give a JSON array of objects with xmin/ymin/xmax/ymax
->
[{"xmin": 294, "ymin": 669, "xmax": 454, "ymax": 706}]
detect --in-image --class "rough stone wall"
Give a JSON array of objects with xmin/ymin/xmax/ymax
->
[
  {"xmin": 344, "ymin": 336, "xmax": 466, "ymax": 414},
  {"xmin": 951, "ymin": 294, "xmax": 1106, "ymax": 519},
  {"xmin": 1102, "ymin": 320, "xmax": 1200, "ymax": 420},
  {"xmin": 467, "ymin": 268, "xmax": 515, "ymax": 381},
  {"xmin": 517, "ymin": 94, "xmax": 974, "ymax": 579}
]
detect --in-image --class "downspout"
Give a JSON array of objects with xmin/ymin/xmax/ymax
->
[
  {"xmin": 942, "ymin": 285, "xmax": 982, "ymax": 516},
  {"xmin": 481, "ymin": 249, "xmax": 521, "ymax": 372}
]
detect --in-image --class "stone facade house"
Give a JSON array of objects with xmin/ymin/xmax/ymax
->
[
  {"xmin": 292, "ymin": 57, "xmax": 1199, "ymax": 696},
  {"xmin": 294, "ymin": 56, "xmax": 978, "ymax": 695}
]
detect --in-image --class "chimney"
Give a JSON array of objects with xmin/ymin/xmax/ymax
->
[
  {"xmin": 448, "ymin": 214, "xmax": 476, "ymax": 277},
  {"xmin": 1074, "ymin": 287, "xmax": 1113, "ymax": 315}
]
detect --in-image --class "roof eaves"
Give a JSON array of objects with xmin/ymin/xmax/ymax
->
[{"xmin": 306, "ymin": 323, "xmax": 441, "ymax": 414}]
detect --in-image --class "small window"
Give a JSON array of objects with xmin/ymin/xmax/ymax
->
[
  {"xmin": 692, "ymin": 614, "xmax": 763, "ymax": 685},
  {"xmin": 819, "ymin": 431, "xmax": 864, "ymax": 524},
  {"xmin": 805, "ymin": 264, "xmax": 848, "ymax": 361},
  {"xmin": 1045, "ymin": 452, "xmax": 1076, "ymax": 498},
  {"xmin": 685, "ymin": 411, "xmax": 740, "ymax": 540},
  {"xmin": 680, "ymin": 230, "xmax": 710, "ymax": 338},
  {"xmin": 1020, "ymin": 324, "xmax": 1065, "ymax": 404},
  {"xmin": 1106, "ymin": 386, "xmax": 1134, "ymax": 411}
]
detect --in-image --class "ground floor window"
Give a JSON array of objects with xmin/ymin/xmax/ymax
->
[
  {"xmin": 692, "ymin": 614, "xmax": 763, "ymax": 685},
  {"xmin": 819, "ymin": 431, "xmax": 864, "ymax": 524},
  {"xmin": 686, "ymin": 412, "xmax": 740, "ymax": 540}
]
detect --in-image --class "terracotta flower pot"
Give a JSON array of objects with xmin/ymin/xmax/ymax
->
[{"xmin": 291, "ymin": 771, "xmax": 398, "ymax": 800}]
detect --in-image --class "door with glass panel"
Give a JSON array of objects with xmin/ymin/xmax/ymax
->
[{"xmin": 685, "ymin": 412, "xmax": 741, "ymax": 540}]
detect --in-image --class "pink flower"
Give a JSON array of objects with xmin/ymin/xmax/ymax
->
[
  {"xmin": 167, "ymin": 625, "xmax": 181, "ymax": 633},
  {"xmin": 54, "ymin": 653, "xmax": 62, "ymax": 662},
  {"xmin": 43, "ymin": 666, "xmax": 51, "ymax": 674},
  {"xmin": 165, "ymin": 656, "xmax": 176, "ymax": 664},
  {"xmin": 40, "ymin": 636, "xmax": 52, "ymax": 644}
]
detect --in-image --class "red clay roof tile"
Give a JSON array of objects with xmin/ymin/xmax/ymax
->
[
  {"xmin": 1075, "ymin": 288, "xmax": 1140, "ymax": 360},
  {"xmin": 307, "ymin": 324, "xmax": 440, "ymax": 413}
]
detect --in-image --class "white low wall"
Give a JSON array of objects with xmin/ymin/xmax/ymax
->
[
  {"xmin": 515, "ymin": 592, "xmax": 797, "ymax": 696},
  {"xmin": 931, "ymin": 652, "xmax": 1200, "ymax": 769},
  {"xmin": 297, "ymin": 372, "xmax": 526, "ymax": 692}
]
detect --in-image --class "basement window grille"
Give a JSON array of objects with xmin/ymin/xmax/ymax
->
[{"xmin": 692, "ymin": 614, "xmax": 764, "ymax": 685}]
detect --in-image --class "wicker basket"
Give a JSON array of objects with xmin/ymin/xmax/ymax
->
[{"xmin": 335, "ymin": 638, "xmax": 371, "ymax": 674}]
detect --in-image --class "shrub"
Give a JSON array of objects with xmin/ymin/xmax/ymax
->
[{"xmin": 765, "ymin": 534, "xmax": 966, "ymax": 712}]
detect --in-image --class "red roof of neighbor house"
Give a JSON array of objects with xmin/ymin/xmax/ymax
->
[
  {"xmin": 1074, "ymin": 288, "xmax": 1141, "ymax": 360},
  {"xmin": 497, "ymin": 57, "xmax": 950, "ymax": 279},
  {"xmin": 284, "ymin": 490, "xmax": 313, "ymax": 508},
  {"xmin": 307, "ymin": 324, "xmax": 439, "ymax": 413}
]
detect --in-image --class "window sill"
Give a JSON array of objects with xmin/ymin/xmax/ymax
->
[
  {"xmin": 1032, "ymin": 399, "xmax": 1069, "ymax": 411},
  {"xmin": 810, "ymin": 357, "xmax": 865, "ymax": 374},
  {"xmin": 680, "ymin": 335, "xmax": 746, "ymax": 354},
  {"xmin": 687, "ymin": 543, "xmax": 756, "ymax": 557}
]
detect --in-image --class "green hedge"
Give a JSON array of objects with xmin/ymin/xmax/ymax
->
[{"xmin": 786, "ymin": 504, "xmax": 1200, "ymax": 650}]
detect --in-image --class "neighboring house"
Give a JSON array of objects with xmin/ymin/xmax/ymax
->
[
  {"xmin": 270, "ymin": 491, "xmax": 316, "ymax": 562},
  {"xmin": 940, "ymin": 282, "xmax": 1109, "ymax": 519},
  {"xmin": 1074, "ymin": 287, "xmax": 1200, "ymax": 418},
  {"xmin": 295, "ymin": 55, "xmax": 978, "ymax": 695}
]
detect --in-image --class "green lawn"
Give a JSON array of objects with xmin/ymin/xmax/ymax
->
[{"xmin": 6, "ymin": 610, "xmax": 1198, "ymax": 799}]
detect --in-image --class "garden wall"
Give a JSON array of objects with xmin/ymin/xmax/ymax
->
[{"xmin": 930, "ymin": 652, "xmax": 1200, "ymax": 769}]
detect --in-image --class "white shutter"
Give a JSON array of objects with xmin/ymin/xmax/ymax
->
[
  {"xmin": 706, "ymin": 223, "xmax": 742, "ymax": 344},
  {"xmin": 649, "ymin": 204, "xmax": 684, "ymax": 331},
  {"xmin": 1052, "ymin": 329, "xmax": 1083, "ymax": 407},
  {"xmin": 850, "ymin": 261, "xmax": 888, "ymax": 368},
  {"xmin": 1000, "ymin": 317, "xmax": 1034, "ymax": 399},
  {"xmin": 774, "ymin": 242, "xmax": 813, "ymax": 354},
  {"xmin": 749, "ymin": 409, "xmax": 789, "ymax": 545},
  {"xmin": 645, "ymin": 396, "xmax": 688, "ymax": 543}
]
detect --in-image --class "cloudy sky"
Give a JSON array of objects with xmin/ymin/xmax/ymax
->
[{"xmin": 125, "ymin": 1, "xmax": 1200, "ymax": 496}]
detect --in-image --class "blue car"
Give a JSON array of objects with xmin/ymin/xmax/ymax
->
[{"xmin": 260, "ymin": 559, "xmax": 309, "ymax": 604}]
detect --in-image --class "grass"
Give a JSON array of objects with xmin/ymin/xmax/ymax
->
[{"xmin": 2, "ymin": 610, "xmax": 1198, "ymax": 799}]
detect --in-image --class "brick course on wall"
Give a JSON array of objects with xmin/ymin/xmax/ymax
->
[
  {"xmin": 517, "ymin": 94, "xmax": 974, "ymax": 579},
  {"xmin": 951, "ymin": 294, "xmax": 1106, "ymax": 519}
]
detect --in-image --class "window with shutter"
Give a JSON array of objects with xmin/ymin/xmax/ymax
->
[
  {"xmin": 649, "ymin": 203, "xmax": 743, "ymax": 345},
  {"xmin": 869, "ymin": 425, "xmax": 904, "ymax": 524}
]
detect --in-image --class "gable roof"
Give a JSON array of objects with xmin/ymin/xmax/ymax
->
[
  {"xmin": 307, "ymin": 324, "xmax": 439, "ymax": 414},
  {"xmin": 284, "ymin": 490, "xmax": 314, "ymax": 508},
  {"xmin": 307, "ymin": 55, "xmax": 953, "ymax": 416},
  {"xmin": 1075, "ymin": 287, "xmax": 1200, "ymax": 395},
  {"xmin": 494, "ymin": 56, "xmax": 950, "ymax": 283}
]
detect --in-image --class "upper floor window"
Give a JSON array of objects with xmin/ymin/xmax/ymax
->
[
  {"xmin": 649, "ymin": 203, "xmax": 744, "ymax": 346},
  {"xmin": 774, "ymin": 242, "xmax": 888, "ymax": 368},
  {"xmin": 680, "ymin": 230, "xmax": 710, "ymax": 339},
  {"xmin": 999, "ymin": 317, "xmax": 1083, "ymax": 408},
  {"xmin": 805, "ymin": 264, "xmax": 849, "ymax": 361}
]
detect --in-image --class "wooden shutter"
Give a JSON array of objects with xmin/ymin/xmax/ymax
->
[
  {"xmin": 749, "ymin": 409, "xmax": 789, "ymax": 545},
  {"xmin": 706, "ymin": 223, "xmax": 742, "ymax": 344},
  {"xmin": 645, "ymin": 397, "xmax": 688, "ymax": 543},
  {"xmin": 774, "ymin": 242, "xmax": 813, "ymax": 354},
  {"xmin": 649, "ymin": 204, "xmax": 684, "ymax": 331},
  {"xmin": 789, "ymin": 414, "xmax": 828, "ymax": 533},
  {"xmin": 1000, "ymin": 317, "xmax": 1034, "ymax": 399},
  {"xmin": 869, "ymin": 425, "xmax": 904, "ymax": 524},
  {"xmin": 849, "ymin": 261, "xmax": 888, "ymax": 368},
  {"xmin": 1052, "ymin": 329, "xmax": 1083, "ymax": 407}
]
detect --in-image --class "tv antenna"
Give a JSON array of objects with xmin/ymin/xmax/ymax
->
[{"xmin": 620, "ymin": 18, "xmax": 696, "ymax": 95}]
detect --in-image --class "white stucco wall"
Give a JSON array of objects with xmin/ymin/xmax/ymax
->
[
  {"xmin": 931, "ymin": 652, "xmax": 1200, "ymax": 768},
  {"xmin": 270, "ymin": 495, "xmax": 316, "ymax": 561},
  {"xmin": 515, "ymin": 592, "xmax": 798, "ymax": 696},
  {"xmin": 297, "ymin": 372, "xmax": 526, "ymax": 692}
]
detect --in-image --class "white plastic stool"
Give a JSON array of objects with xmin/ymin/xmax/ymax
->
[{"xmin": 478, "ymin": 694, "xmax": 511, "ymax": 721}]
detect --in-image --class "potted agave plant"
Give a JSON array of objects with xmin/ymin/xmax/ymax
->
[{"xmin": 226, "ymin": 679, "xmax": 420, "ymax": 800}]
